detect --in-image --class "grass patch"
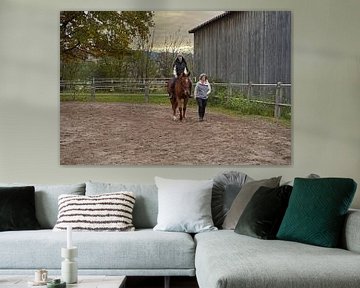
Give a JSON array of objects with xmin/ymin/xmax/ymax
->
[
  {"xmin": 60, "ymin": 92, "xmax": 290, "ymax": 123},
  {"xmin": 208, "ymin": 95, "xmax": 291, "ymax": 122},
  {"xmin": 60, "ymin": 92, "xmax": 168, "ymax": 104}
]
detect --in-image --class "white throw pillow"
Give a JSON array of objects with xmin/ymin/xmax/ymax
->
[
  {"xmin": 153, "ymin": 177, "xmax": 217, "ymax": 233},
  {"xmin": 53, "ymin": 192, "xmax": 136, "ymax": 232}
]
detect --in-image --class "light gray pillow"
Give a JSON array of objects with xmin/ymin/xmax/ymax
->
[
  {"xmin": 0, "ymin": 183, "xmax": 86, "ymax": 228},
  {"xmin": 212, "ymin": 171, "xmax": 252, "ymax": 228},
  {"xmin": 222, "ymin": 177, "xmax": 281, "ymax": 230},
  {"xmin": 283, "ymin": 173, "xmax": 320, "ymax": 186},
  {"xmin": 153, "ymin": 177, "xmax": 217, "ymax": 233}
]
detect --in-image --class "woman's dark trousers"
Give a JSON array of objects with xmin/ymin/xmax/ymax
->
[{"xmin": 197, "ymin": 98, "xmax": 208, "ymax": 120}]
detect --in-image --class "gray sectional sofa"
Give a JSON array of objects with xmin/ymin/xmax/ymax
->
[{"xmin": 1, "ymin": 179, "xmax": 360, "ymax": 288}]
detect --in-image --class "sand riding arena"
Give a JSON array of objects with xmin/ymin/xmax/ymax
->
[{"xmin": 60, "ymin": 102, "xmax": 291, "ymax": 165}]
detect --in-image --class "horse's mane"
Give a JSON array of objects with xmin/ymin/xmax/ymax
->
[{"xmin": 178, "ymin": 71, "xmax": 191, "ymax": 78}]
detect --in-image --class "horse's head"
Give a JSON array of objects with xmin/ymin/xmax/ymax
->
[{"xmin": 178, "ymin": 73, "xmax": 191, "ymax": 97}]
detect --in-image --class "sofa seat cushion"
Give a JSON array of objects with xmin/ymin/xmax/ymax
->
[
  {"xmin": 0, "ymin": 229, "xmax": 195, "ymax": 271},
  {"xmin": 195, "ymin": 230, "xmax": 360, "ymax": 288}
]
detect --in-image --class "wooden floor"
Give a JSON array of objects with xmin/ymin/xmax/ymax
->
[{"xmin": 126, "ymin": 276, "xmax": 199, "ymax": 288}]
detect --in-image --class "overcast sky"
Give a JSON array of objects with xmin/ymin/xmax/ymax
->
[{"xmin": 151, "ymin": 11, "xmax": 224, "ymax": 52}]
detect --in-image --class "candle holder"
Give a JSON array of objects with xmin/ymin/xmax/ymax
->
[{"xmin": 61, "ymin": 247, "xmax": 78, "ymax": 284}]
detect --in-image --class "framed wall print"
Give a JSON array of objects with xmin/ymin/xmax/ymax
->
[{"xmin": 60, "ymin": 11, "xmax": 291, "ymax": 165}]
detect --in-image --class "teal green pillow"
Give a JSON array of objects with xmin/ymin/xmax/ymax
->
[{"xmin": 277, "ymin": 178, "xmax": 357, "ymax": 247}]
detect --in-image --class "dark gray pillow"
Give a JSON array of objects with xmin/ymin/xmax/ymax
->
[
  {"xmin": 0, "ymin": 186, "xmax": 41, "ymax": 231},
  {"xmin": 0, "ymin": 183, "xmax": 86, "ymax": 228},
  {"xmin": 212, "ymin": 171, "xmax": 251, "ymax": 228},
  {"xmin": 235, "ymin": 185, "xmax": 292, "ymax": 239},
  {"xmin": 223, "ymin": 176, "xmax": 282, "ymax": 230}
]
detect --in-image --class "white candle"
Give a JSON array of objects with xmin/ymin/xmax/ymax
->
[{"xmin": 67, "ymin": 225, "xmax": 72, "ymax": 248}]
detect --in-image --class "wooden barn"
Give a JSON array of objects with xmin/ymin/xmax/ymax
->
[{"xmin": 189, "ymin": 11, "xmax": 291, "ymax": 84}]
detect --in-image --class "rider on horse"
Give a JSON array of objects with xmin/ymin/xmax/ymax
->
[{"xmin": 169, "ymin": 53, "xmax": 191, "ymax": 99}]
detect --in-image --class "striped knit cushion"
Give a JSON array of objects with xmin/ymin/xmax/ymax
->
[{"xmin": 53, "ymin": 192, "xmax": 136, "ymax": 231}]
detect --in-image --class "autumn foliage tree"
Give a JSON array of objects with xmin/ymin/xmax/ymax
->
[{"xmin": 60, "ymin": 11, "xmax": 154, "ymax": 63}]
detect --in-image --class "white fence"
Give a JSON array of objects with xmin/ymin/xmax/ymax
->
[
  {"xmin": 212, "ymin": 82, "xmax": 291, "ymax": 118},
  {"xmin": 60, "ymin": 78, "xmax": 170, "ymax": 94},
  {"xmin": 60, "ymin": 78, "xmax": 291, "ymax": 118}
]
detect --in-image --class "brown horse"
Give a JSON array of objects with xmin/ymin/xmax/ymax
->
[{"xmin": 167, "ymin": 72, "xmax": 192, "ymax": 121}]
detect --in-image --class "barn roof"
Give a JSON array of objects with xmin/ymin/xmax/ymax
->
[{"xmin": 188, "ymin": 11, "xmax": 233, "ymax": 33}]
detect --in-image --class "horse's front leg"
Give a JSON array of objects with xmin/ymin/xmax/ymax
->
[
  {"xmin": 178, "ymin": 107, "xmax": 183, "ymax": 121},
  {"xmin": 183, "ymin": 98, "xmax": 188, "ymax": 120},
  {"xmin": 173, "ymin": 105, "xmax": 177, "ymax": 121},
  {"xmin": 172, "ymin": 100, "xmax": 178, "ymax": 121},
  {"xmin": 182, "ymin": 107, "xmax": 186, "ymax": 120}
]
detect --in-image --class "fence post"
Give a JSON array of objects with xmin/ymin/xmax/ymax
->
[
  {"xmin": 72, "ymin": 83, "xmax": 76, "ymax": 101},
  {"xmin": 247, "ymin": 81, "xmax": 252, "ymax": 100},
  {"xmin": 227, "ymin": 83, "xmax": 232, "ymax": 99},
  {"xmin": 91, "ymin": 77, "xmax": 96, "ymax": 101},
  {"xmin": 275, "ymin": 82, "xmax": 283, "ymax": 118},
  {"xmin": 144, "ymin": 81, "xmax": 149, "ymax": 103}
]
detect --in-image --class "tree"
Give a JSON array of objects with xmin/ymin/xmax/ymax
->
[
  {"xmin": 132, "ymin": 27, "xmax": 157, "ymax": 79},
  {"xmin": 60, "ymin": 11, "xmax": 154, "ymax": 62}
]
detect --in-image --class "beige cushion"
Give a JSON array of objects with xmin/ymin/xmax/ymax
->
[{"xmin": 222, "ymin": 177, "xmax": 281, "ymax": 230}]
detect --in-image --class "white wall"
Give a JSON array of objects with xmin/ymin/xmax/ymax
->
[{"xmin": 0, "ymin": 0, "xmax": 359, "ymax": 207}]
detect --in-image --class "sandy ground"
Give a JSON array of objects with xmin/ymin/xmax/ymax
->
[{"xmin": 60, "ymin": 102, "xmax": 291, "ymax": 165}]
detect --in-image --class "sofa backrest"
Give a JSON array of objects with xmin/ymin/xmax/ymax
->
[
  {"xmin": 85, "ymin": 181, "xmax": 158, "ymax": 229},
  {"xmin": 341, "ymin": 209, "xmax": 360, "ymax": 253},
  {"xmin": 0, "ymin": 182, "xmax": 86, "ymax": 229}
]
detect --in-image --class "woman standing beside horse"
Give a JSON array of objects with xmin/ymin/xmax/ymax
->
[{"xmin": 194, "ymin": 73, "xmax": 211, "ymax": 122}]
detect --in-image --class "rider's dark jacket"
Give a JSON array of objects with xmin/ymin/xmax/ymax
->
[{"xmin": 173, "ymin": 58, "xmax": 188, "ymax": 76}]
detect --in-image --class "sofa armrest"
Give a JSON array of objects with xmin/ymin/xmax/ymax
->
[{"xmin": 342, "ymin": 209, "xmax": 360, "ymax": 253}]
